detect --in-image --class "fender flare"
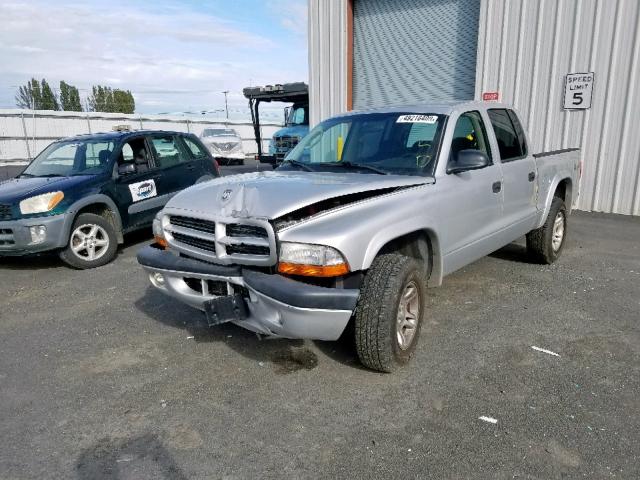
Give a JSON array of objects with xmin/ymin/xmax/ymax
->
[
  {"xmin": 362, "ymin": 221, "xmax": 444, "ymax": 287},
  {"xmin": 65, "ymin": 194, "xmax": 125, "ymax": 244},
  {"xmin": 536, "ymin": 176, "xmax": 572, "ymax": 229}
]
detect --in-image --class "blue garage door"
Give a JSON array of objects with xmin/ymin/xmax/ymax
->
[{"xmin": 353, "ymin": 0, "xmax": 481, "ymax": 109}]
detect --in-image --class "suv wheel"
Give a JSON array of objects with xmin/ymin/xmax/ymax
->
[
  {"xmin": 59, "ymin": 213, "xmax": 118, "ymax": 269},
  {"xmin": 354, "ymin": 253, "xmax": 426, "ymax": 372}
]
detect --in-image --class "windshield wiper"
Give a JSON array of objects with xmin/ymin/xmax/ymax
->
[
  {"xmin": 37, "ymin": 174, "xmax": 65, "ymax": 178},
  {"xmin": 333, "ymin": 161, "xmax": 389, "ymax": 175},
  {"xmin": 281, "ymin": 159, "xmax": 315, "ymax": 172},
  {"xmin": 18, "ymin": 173, "xmax": 35, "ymax": 178}
]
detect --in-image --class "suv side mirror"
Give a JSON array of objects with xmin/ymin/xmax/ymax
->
[
  {"xmin": 118, "ymin": 163, "xmax": 137, "ymax": 176},
  {"xmin": 447, "ymin": 149, "xmax": 490, "ymax": 174}
]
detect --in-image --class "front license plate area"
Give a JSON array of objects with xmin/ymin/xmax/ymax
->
[{"xmin": 204, "ymin": 294, "xmax": 248, "ymax": 326}]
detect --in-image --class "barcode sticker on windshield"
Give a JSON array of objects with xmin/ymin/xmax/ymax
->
[{"xmin": 396, "ymin": 115, "xmax": 438, "ymax": 124}]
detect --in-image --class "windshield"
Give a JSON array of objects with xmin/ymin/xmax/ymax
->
[
  {"xmin": 22, "ymin": 140, "xmax": 116, "ymax": 177},
  {"xmin": 286, "ymin": 106, "xmax": 307, "ymax": 126},
  {"xmin": 202, "ymin": 128, "xmax": 237, "ymax": 137},
  {"xmin": 279, "ymin": 112, "xmax": 446, "ymax": 176}
]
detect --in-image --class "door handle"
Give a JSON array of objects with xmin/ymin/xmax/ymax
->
[
  {"xmin": 492, "ymin": 181, "xmax": 502, "ymax": 193},
  {"xmin": 528, "ymin": 171, "xmax": 536, "ymax": 182},
  {"xmin": 186, "ymin": 164, "xmax": 196, "ymax": 170}
]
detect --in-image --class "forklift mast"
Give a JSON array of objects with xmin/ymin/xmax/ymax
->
[{"xmin": 243, "ymin": 82, "xmax": 308, "ymax": 160}]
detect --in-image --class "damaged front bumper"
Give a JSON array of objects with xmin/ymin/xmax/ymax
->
[
  {"xmin": 0, "ymin": 213, "xmax": 72, "ymax": 256},
  {"xmin": 137, "ymin": 245, "xmax": 359, "ymax": 341}
]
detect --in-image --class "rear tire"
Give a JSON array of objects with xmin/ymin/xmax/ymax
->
[
  {"xmin": 59, "ymin": 213, "xmax": 118, "ymax": 269},
  {"xmin": 354, "ymin": 253, "xmax": 426, "ymax": 373},
  {"xmin": 526, "ymin": 196, "xmax": 567, "ymax": 264}
]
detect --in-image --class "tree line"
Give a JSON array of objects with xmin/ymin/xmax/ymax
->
[{"xmin": 15, "ymin": 78, "xmax": 135, "ymax": 114}]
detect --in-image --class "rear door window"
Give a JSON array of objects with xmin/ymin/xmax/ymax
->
[
  {"xmin": 506, "ymin": 109, "xmax": 528, "ymax": 157},
  {"xmin": 488, "ymin": 109, "xmax": 526, "ymax": 161},
  {"xmin": 150, "ymin": 136, "xmax": 187, "ymax": 169}
]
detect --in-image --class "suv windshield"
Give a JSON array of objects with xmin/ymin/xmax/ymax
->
[
  {"xmin": 22, "ymin": 139, "xmax": 116, "ymax": 177},
  {"xmin": 280, "ymin": 112, "xmax": 446, "ymax": 176},
  {"xmin": 202, "ymin": 128, "xmax": 237, "ymax": 137}
]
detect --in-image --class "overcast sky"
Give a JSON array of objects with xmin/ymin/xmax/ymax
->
[{"xmin": 0, "ymin": 0, "xmax": 308, "ymax": 119}]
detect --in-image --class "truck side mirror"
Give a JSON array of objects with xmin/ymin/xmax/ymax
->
[
  {"xmin": 447, "ymin": 150, "xmax": 490, "ymax": 174},
  {"xmin": 117, "ymin": 163, "xmax": 137, "ymax": 176}
]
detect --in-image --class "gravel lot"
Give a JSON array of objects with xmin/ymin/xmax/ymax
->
[{"xmin": 1, "ymin": 210, "xmax": 639, "ymax": 479}]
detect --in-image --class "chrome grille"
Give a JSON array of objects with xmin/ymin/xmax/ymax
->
[
  {"xmin": 274, "ymin": 135, "xmax": 299, "ymax": 150},
  {"xmin": 226, "ymin": 244, "xmax": 270, "ymax": 256},
  {"xmin": 215, "ymin": 142, "xmax": 240, "ymax": 152},
  {"xmin": 171, "ymin": 216, "xmax": 215, "ymax": 234},
  {"xmin": 226, "ymin": 224, "xmax": 268, "ymax": 238},
  {"xmin": 165, "ymin": 214, "xmax": 276, "ymax": 266},
  {"xmin": 172, "ymin": 232, "xmax": 216, "ymax": 253},
  {"xmin": 0, "ymin": 204, "xmax": 12, "ymax": 221}
]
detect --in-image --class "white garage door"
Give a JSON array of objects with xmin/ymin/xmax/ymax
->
[{"xmin": 353, "ymin": 0, "xmax": 481, "ymax": 109}]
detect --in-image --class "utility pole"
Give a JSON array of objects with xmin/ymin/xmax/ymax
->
[{"xmin": 222, "ymin": 90, "xmax": 229, "ymax": 120}]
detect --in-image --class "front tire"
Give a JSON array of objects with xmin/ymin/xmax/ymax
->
[
  {"xmin": 354, "ymin": 253, "xmax": 426, "ymax": 373},
  {"xmin": 59, "ymin": 213, "xmax": 118, "ymax": 269},
  {"xmin": 526, "ymin": 196, "xmax": 567, "ymax": 264}
]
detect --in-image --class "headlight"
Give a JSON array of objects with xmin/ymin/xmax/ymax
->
[
  {"xmin": 19, "ymin": 191, "xmax": 64, "ymax": 215},
  {"xmin": 153, "ymin": 210, "xmax": 168, "ymax": 249},
  {"xmin": 278, "ymin": 242, "xmax": 349, "ymax": 277}
]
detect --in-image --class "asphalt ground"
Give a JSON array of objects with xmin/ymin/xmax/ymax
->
[{"xmin": 1, "ymin": 208, "xmax": 639, "ymax": 479}]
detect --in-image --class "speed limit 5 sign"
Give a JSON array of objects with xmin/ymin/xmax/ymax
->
[{"xmin": 563, "ymin": 72, "xmax": 594, "ymax": 109}]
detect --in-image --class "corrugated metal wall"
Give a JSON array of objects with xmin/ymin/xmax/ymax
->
[
  {"xmin": 476, "ymin": 0, "xmax": 640, "ymax": 215},
  {"xmin": 308, "ymin": 0, "xmax": 348, "ymax": 126},
  {"xmin": 352, "ymin": 0, "xmax": 480, "ymax": 109}
]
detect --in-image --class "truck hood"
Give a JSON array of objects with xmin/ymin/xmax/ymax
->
[
  {"xmin": 166, "ymin": 170, "xmax": 432, "ymax": 220},
  {"xmin": 272, "ymin": 125, "xmax": 309, "ymax": 139},
  {"xmin": 0, "ymin": 175, "xmax": 94, "ymax": 204}
]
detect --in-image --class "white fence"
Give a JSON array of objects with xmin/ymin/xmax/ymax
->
[{"xmin": 0, "ymin": 109, "xmax": 282, "ymax": 165}]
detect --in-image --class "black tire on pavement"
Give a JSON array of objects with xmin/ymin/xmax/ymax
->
[
  {"xmin": 354, "ymin": 253, "xmax": 426, "ymax": 373},
  {"xmin": 526, "ymin": 196, "xmax": 567, "ymax": 264},
  {"xmin": 59, "ymin": 213, "xmax": 118, "ymax": 269}
]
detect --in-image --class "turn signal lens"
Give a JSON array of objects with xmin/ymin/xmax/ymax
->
[
  {"xmin": 278, "ymin": 262, "xmax": 350, "ymax": 277},
  {"xmin": 47, "ymin": 191, "xmax": 64, "ymax": 210},
  {"xmin": 154, "ymin": 236, "xmax": 168, "ymax": 249}
]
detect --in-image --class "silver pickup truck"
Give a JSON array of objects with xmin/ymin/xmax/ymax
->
[{"xmin": 137, "ymin": 101, "xmax": 580, "ymax": 372}]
